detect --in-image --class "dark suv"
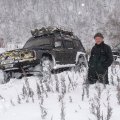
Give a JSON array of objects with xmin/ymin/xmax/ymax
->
[
  {"xmin": 112, "ymin": 43, "xmax": 120, "ymax": 61},
  {"xmin": 0, "ymin": 27, "xmax": 88, "ymax": 82}
]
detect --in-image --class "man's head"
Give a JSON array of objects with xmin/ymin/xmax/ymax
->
[{"xmin": 94, "ymin": 33, "xmax": 104, "ymax": 45}]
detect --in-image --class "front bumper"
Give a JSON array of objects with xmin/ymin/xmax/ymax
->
[
  {"xmin": 0, "ymin": 50, "xmax": 36, "ymax": 71},
  {"xmin": 0, "ymin": 49, "xmax": 38, "ymax": 71},
  {"xmin": 0, "ymin": 58, "xmax": 38, "ymax": 71}
]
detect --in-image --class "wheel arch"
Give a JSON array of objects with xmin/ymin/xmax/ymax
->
[
  {"xmin": 75, "ymin": 51, "xmax": 88, "ymax": 67},
  {"xmin": 41, "ymin": 52, "xmax": 56, "ymax": 66}
]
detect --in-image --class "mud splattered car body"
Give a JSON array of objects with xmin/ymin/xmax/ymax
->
[{"xmin": 0, "ymin": 27, "xmax": 88, "ymax": 82}]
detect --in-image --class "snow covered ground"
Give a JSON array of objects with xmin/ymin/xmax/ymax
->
[
  {"xmin": 0, "ymin": 48, "xmax": 6, "ymax": 54},
  {"xmin": 0, "ymin": 65, "xmax": 120, "ymax": 120}
]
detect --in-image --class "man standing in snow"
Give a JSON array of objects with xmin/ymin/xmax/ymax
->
[{"xmin": 88, "ymin": 33, "xmax": 113, "ymax": 84}]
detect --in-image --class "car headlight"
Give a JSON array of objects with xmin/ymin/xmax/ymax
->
[{"xmin": 20, "ymin": 51, "xmax": 35, "ymax": 59}]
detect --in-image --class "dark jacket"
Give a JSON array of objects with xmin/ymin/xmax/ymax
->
[
  {"xmin": 89, "ymin": 42, "xmax": 113, "ymax": 72},
  {"xmin": 88, "ymin": 41, "xmax": 113, "ymax": 84}
]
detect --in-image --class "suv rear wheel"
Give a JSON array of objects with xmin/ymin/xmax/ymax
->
[
  {"xmin": 75, "ymin": 54, "xmax": 88, "ymax": 72},
  {"xmin": 41, "ymin": 56, "xmax": 53, "ymax": 73},
  {"xmin": 77, "ymin": 56, "xmax": 86, "ymax": 66}
]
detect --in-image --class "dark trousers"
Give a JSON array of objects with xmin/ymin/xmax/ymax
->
[{"xmin": 88, "ymin": 68, "xmax": 109, "ymax": 84}]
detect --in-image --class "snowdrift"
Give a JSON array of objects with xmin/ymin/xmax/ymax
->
[{"xmin": 0, "ymin": 65, "xmax": 120, "ymax": 120}]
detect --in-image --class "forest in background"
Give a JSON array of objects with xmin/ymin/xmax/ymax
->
[{"xmin": 0, "ymin": 0, "xmax": 120, "ymax": 51}]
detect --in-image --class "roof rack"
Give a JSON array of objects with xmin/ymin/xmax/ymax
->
[{"xmin": 31, "ymin": 27, "xmax": 74, "ymax": 37}]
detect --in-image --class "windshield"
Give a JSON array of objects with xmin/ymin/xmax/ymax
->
[{"xmin": 23, "ymin": 37, "xmax": 52, "ymax": 48}]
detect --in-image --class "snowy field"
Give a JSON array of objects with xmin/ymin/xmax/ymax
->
[{"xmin": 0, "ymin": 64, "xmax": 120, "ymax": 120}]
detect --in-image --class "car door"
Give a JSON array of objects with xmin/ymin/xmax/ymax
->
[
  {"xmin": 63, "ymin": 39, "xmax": 76, "ymax": 64},
  {"xmin": 53, "ymin": 39, "xmax": 67, "ymax": 64}
]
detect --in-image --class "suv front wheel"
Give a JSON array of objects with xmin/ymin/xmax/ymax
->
[{"xmin": 0, "ymin": 70, "xmax": 11, "ymax": 84}]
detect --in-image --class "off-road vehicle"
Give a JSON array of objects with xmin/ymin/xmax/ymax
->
[
  {"xmin": 112, "ymin": 43, "xmax": 120, "ymax": 62},
  {"xmin": 0, "ymin": 27, "xmax": 88, "ymax": 83}
]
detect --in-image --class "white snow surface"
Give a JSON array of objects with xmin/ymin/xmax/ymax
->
[
  {"xmin": 0, "ymin": 48, "xmax": 6, "ymax": 54},
  {"xmin": 0, "ymin": 65, "xmax": 120, "ymax": 120}
]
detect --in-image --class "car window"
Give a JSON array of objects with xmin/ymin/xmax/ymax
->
[
  {"xmin": 23, "ymin": 37, "xmax": 52, "ymax": 48},
  {"xmin": 55, "ymin": 41, "xmax": 62, "ymax": 48},
  {"xmin": 74, "ymin": 39, "xmax": 85, "ymax": 51},
  {"xmin": 74, "ymin": 40, "xmax": 81, "ymax": 48},
  {"xmin": 64, "ymin": 40, "xmax": 74, "ymax": 49}
]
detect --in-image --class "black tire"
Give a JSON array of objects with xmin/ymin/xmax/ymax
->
[
  {"xmin": 3, "ymin": 71, "xmax": 11, "ymax": 83},
  {"xmin": 13, "ymin": 72, "xmax": 23, "ymax": 79},
  {"xmin": 77, "ymin": 56, "xmax": 86, "ymax": 67},
  {"xmin": 75, "ymin": 55, "xmax": 87, "ymax": 72},
  {"xmin": 41, "ymin": 56, "xmax": 53, "ymax": 73},
  {"xmin": 113, "ymin": 55, "xmax": 117, "ymax": 61}
]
